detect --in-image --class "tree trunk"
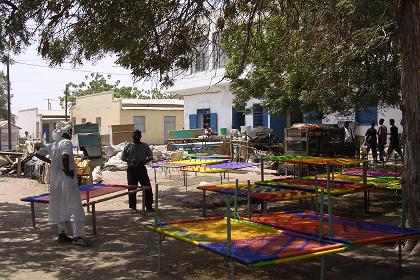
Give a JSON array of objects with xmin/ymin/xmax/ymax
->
[{"xmin": 400, "ymin": 0, "xmax": 420, "ymax": 251}]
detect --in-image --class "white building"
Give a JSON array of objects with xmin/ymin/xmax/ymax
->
[
  {"xmin": 323, "ymin": 106, "xmax": 403, "ymax": 137},
  {"xmin": 15, "ymin": 108, "xmax": 66, "ymax": 143},
  {"xmin": 167, "ymin": 22, "xmax": 402, "ymax": 140},
  {"xmin": 167, "ymin": 33, "xmax": 288, "ymax": 139}
]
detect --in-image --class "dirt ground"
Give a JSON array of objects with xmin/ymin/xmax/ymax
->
[{"xmin": 0, "ymin": 167, "xmax": 419, "ymax": 280}]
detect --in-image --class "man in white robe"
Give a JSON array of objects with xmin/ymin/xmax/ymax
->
[{"xmin": 36, "ymin": 121, "xmax": 88, "ymax": 246}]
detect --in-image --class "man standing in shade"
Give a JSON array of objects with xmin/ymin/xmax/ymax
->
[
  {"xmin": 121, "ymin": 130, "xmax": 154, "ymax": 212},
  {"xmin": 364, "ymin": 121, "xmax": 378, "ymax": 163},
  {"xmin": 377, "ymin": 118, "xmax": 387, "ymax": 162},
  {"xmin": 35, "ymin": 121, "xmax": 88, "ymax": 246},
  {"xmin": 386, "ymin": 119, "xmax": 403, "ymax": 161}
]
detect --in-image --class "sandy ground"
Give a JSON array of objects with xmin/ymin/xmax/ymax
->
[{"xmin": 0, "ymin": 167, "xmax": 419, "ymax": 280}]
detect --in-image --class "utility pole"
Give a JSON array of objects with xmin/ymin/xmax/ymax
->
[
  {"xmin": 6, "ymin": 56, "xmax": 11, "ymax": 150},
  {"xmin": 65, "ymin": 90, "xmax": 68, "ymax": 121},
  {"xmin": 43, "ymin": 98, "xmax": 54, "ymax": 110}
]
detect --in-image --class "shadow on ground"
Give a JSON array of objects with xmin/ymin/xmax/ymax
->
[{"xmin": 1, "ymin": 175, "xmax": 419, "ymax": 280}]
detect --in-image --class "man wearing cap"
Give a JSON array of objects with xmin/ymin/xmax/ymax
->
[
  {"xmin": 35, "ymin": 121, "xmax": 88, "ymax": 246},
  {"xmin": 121, "ymin": 129, "xmax": 154, "ymax": 212}
]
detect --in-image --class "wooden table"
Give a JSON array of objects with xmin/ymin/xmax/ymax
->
[{"xmin": 0, "ymin": 151, "xmax": 24, "ymax": 177}]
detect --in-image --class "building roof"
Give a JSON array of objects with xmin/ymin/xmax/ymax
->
[
  {"xmin": 167, "ymin": 69, "xmax": 230, "ymax": 96},
  {"xmin": 18, "ymin": 108, "xmax": 38, "ymax": 113},
  {"xmin": 121, "ymin": 106, "xmax": 184, "ymax": 111},
  {"xmin": 121, "ymin": 98, "xmax": 184, "ymax": 106},
  {"xmin": 0, "ymin": 120, "xmax": 21, "ymax": 129},
  {"xmin": 38, "ymin": 110, "xmax": 66, "ymax": 116}
]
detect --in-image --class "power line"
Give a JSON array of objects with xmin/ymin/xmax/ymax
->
[{"xmin": 14, "ymin": 61, "xmax": 133, "ymax": 76}]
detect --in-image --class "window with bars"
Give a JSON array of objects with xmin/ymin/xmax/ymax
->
[
  {"xmin": 253, "ymin": 104, "xmax": 264, "ymax": 127},
  {"xmin": 96, "ymin": 117, "xmax": 102, "ymax": 132},
  {"xmin": 133, "ymin": 116, "xmax": 145, "ymax": 132},
  {"xmin": 193, "ymin": 37, "xmax": 209, "ymax": 73},
  {"xmin": 212, "ymin": 32, "xmax": 227, "ymax": 69}
]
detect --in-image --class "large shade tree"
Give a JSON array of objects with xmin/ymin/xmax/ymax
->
[
  {"xmin": 60, "ymin": 73, "xmax": 174, "ymax": 108},
  {"xmin": 0, "ymin": 0, "xmax": 418, "ymax": 250}
]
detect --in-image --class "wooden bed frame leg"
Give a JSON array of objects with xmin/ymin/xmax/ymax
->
[
  {"xmin": 202, "ymin": 190, "xmax": 207, "ymax": 217},
  {"xmin": 158, "ymin": 234, "xmax": 164, "ymax": 273},
  {"xmin": 142, "ymin": 188, "xmax": 146, "ymax": 217},
  {"xmin": 30, "ymin": 202, "xmax": 36, "ymax": 227},
  {"xmin": 398, "ymin": 241, "xmax": 402, "ymax": 275},
  {"xmin": 91, "ymin": 203, "xmax": 97, "ymax": 235},
  {"xmin": 229, "ymin": 262, "xmax": 235, "ymax": 280},
  {"xmin": 262, "ymin": 200, "xmax": 267, "ymax": 213}
]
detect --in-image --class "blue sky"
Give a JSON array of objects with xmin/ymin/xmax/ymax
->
[{"xmin": 0, "ymin": 44, "xmax": 153, "ymax": 114}]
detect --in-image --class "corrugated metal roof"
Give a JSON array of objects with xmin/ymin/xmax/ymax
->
[{"xmin": 0, "ymin": 120, "xmax": 21, "ymax": 129}]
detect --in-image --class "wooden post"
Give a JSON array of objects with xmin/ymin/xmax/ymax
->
[
  {"xmin": 91, "ymin": 203, "xmax": 97, "ymax": 235},
  {"xmin": 30, "ymin": 202, "xmax": 36, "ymax": 227},
  {"xmin": 202, "ymin": 190, "xmax": 207, "ymax": 217},
  {"xmin": 154, "ymin": 184, "xmax": 159, "ymax": 225}
]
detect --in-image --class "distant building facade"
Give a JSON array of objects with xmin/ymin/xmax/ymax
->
[
  {"xmin": 0, "ymin": 120, "xmax": 20, "ymax": 150},
  {"xmin": 16, "ymin": 108, "xmax": 66, "ymax": 143},
  {"xmin": 323, "ymin": 106, "xmax": 403, "ymax": 138},
  {"xmin": 69, "ymin": 91, "xmax": 184, "ymax": 145}
]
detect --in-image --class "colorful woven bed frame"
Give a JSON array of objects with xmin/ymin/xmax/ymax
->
[
  {"xmin": 152, "ymin": 159, "xmax": 228, "ymax": 168},
  {"xmin": 249, "ymin": 210, "xmax": 420, "ymax": 245},
  {"xmin": 146, "ymin": 216, "xmax": 344, "ymax": 267},
  {"xmin": 146, "ymin": 210, "xmax": 420, "ymax": 278},
  {"xmin": 263, "ymin": 156, "xmax": 366, "ymax": 166},
  {"xmin": 254, "ymin": 178, "xmax": 370, "ymax": 195},
  {"xmin": 312, "ymin": 173, "xmax": 402, "ymax": 190},
  {"xmin": 198, "ymin": 182, "xmax": 315, "ymax": 202},
  {"xmin": 21, "ymin": 184, "xmax": 141, "ymax": 234},
  {"xmin": 182, "ymin": 162, "xmax": 260, "ymax": 173},
  {"xmin": 342, "ymin": 167, "xmax": 401, "ymax": 178},
  {"xmin": 21, "ymin": 184, "xmax": 136, "ymax": 204}
]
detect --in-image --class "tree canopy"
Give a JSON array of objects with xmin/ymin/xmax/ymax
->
[
  {"xmin": 1, "ymin": 0, "xmax": 216, "ymax": 87},
  {"xmin": 60, "ymin": 73, "xmax": 175, "ymax": 108},
  {"xmin": 222, "ymin": 0, "xmax": 401, "ymax": 116},
  {"xmin": 1, "ymin": 0, "xmax": 419, "ymax": 240},
  {"xmin": 0, "ymin": 0, "xmax": 402, "ymax": 115}
]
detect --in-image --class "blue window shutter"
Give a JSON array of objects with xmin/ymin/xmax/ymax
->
[
  {"xmin": 210, "ymin": 113, "xmax": 218, "ymax": 132},
  {"xmin": 232, "ymin": 107, "xmax": 238, "ymax": 129},
  {"xmin": 356, "ymin": 107, "xmax": 378, "ymax": 125},
  {"xmin": 263, "ymin": 108, "xmax": 269, "ymax": 127},
  {"xmin": 189, "ymin": 114, "xmax": 197, "ymax": 129},
  {"xmin": 270, "ymin": 114, "xmax": 288, "ymax": 140}
]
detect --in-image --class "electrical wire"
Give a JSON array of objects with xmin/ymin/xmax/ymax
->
[{"xmin": 13, "ymin": 61, "xmax": 133, "ymax": 76}]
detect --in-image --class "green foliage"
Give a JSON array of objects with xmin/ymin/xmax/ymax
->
[
  {"xmin": 0, "ymin": 0, "xmax": 404, "ymax": 116},
  {"xmin": 1, "ymin": 0, "xmax": 214, "ymax": 87},
  {"xmin": 59, "ymin": 73, "xmax": 175, "ymax": 108},
  {"xmin": 222, "ymin": 0, "xmax": 401, "ymax": 116}
]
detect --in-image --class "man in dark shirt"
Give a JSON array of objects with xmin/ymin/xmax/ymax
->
[
  {"xmin": 386, "ymin": 119, "xmax": 403, "ymax": 161},
  {"xmin": 121, "ymin": 130, "xmax": 154, "ymax": 212},
  {"xmin": 364, "ymin": 121, "xmax": 378, "ymax": 162},
  {"xmin": 377, "ymin": 118, "xmax": 387, "ymax": 162}
]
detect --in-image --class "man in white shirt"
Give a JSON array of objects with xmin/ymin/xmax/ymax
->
[
  {"xmin": 344, "ymin": 121, "xmax": 355, "ymax": 142},
  {"xmin": 35, "ymin": 121, "xmax": 88, "ymax": 246}
]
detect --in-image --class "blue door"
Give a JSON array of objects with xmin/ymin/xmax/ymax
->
[
  {"xmin": 232, "ymin": 107, "xmax": 245, "ymax": 129},
  {"xmin": 270, "ymin": 114, "xmax": 287, "ymax": 140},
  {"xmin": 42, "ymin": 123, "xmax": 50, "ymax": 143}
]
